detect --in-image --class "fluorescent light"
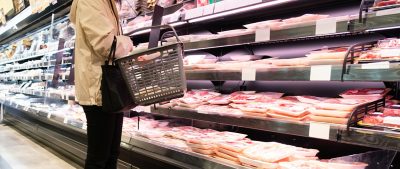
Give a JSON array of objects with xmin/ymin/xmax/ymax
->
[{"xmin": 189, "ymin": 0, "xmax": 294, "ymax": 23}]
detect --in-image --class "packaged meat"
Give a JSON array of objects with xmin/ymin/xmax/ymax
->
[
  {"xmin": 191, "ymin": 148, "xmax": 215, "ymax": 155},
  {"xmin": 217, "ymin": 140, "xmax": 253, "ymax": 153},
  {"xmin": 373, "ymin": 0, "xmax": 400, "ymax": 7},
  {"xmin": 268, "ymin": 112, "xmax": 308, "ymax": 121},
  {"xmin": 207, "ymin": 95, "xmax": 231, "ymax": 105},
  {"xmin": 308, "ymin": 58, "xmax": 344, "ymax": 65},
  {"xmin": 306, "ymin": 47, "xmax": 348, "ymax": 60},
  {"xmin": 238, "ymin": 102, "xmax": 271, "ymax": 113},
  {"xmin": 268, "ymin": 102, "xmax": 310, "ymax": 117},
  {"xmin": 217, "ymin": 147, "xmax": 241, "ymax": 158},
  {"xmin": 242, "ymin": 142, "xmax": 294, "ymax": 163},
  {"xmin": 230, "ymin": 55, "xmax": 263, "ymax": 62},
  {"xmin": 238, "ymin": 155, "xmax": 279, "ymax": 169},
  {"xmin": 307, "ymin": 115, "xmax": 348, "ymax": 124},
  {"xmin": 293, "ymin": 147, "xmax": 319, "ymax": 157},
  {"xmin": 308, "ymin": 108, "xmax": 352, "ymax": 118},
  {"xmin": 362, "ymin": 113, "xmax": 384, "ymax": 125},
  {"xmin": 244, "ymin": 111, "xmax": 269, "ymax": 118},
  {"xmin": 230, "ymin": 92, "xmax": 283, "ymax": 104},
  {"xmin": 383, "ymin": 105, "xmax": 400, "ymax": 117},
  {"xmin": 340, "ymin": 88, "xmax": 390, "ymax": 100},
  {"xmin": 187, "ymin": 142, "xmax": 216, "ymax": 150},
  {"xmin": 177, "ymin": 102, "xmax": 206, "ymax": 108},
  {"xmin": 243, "ymin": 19, "xmax": 283, "ymax": 30},
  {"xmin": 296, "ymin": 96, "xmax": 329, "ymax": 104},
  {"xmin": 269, "ymin": 58, "xmax": 309, "ymax": 66},
  {"xmin": 317, "ymin": 98, "xmax": 369, "ymax": 111},
  {"xmin": 383, "ymin": 116, "xmax": 400, "ymax": 127},
  {"xmin": 288, "ymin": 155, "xmax": 319, "ymax": 161},
  {"xmin": 214, "ymin": 150, "xmax": 240, "ymax": 162}
]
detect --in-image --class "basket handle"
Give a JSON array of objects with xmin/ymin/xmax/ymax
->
[{"xmin": 127, "ymin": 24, "xmax": 182, "ymax": 44}]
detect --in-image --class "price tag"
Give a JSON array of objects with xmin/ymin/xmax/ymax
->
[
  {"xmin": 255, "ymin": 28, "xmax": 271, "ymax": 42},
  {"xmin": 203, "ymin": 4, "xmax": 215, "ymax": 15},
  {"xmin": 309, "ymin": 122, "xmax": 330, "ymax": 140},
  {"xmin": 316, "ymin": 18, "xmax": 337, "ymax": 35},
  {"xmin": 242, "ymin": 68, "xmax": 256, "ymax": 81},
  {"xmin": 23, "ymin": 106, "xmax": 29, "ymax": 111},
  {"xmin": 47, "ymin": 113, "xmax": 52, "ymax": 119},
  {"xmin": 214, "ymin": 0, "xmax": 227, "ymax": 13},
  {"xmin": 143, "ymin": 106, "xmax": 151, "ymax": 113},
  {"xmin": 169, "ymin": 12, "xmax": 181, "ymax": 22},
  {"xmin": 376, "ymin": 7, "xmax": 400, "ymax": 16},
  {"xmin": 82, "ymin": 122, "xmax": 87, "ymax": 130},
  {"xmin": 361, "ymin": 61, "xmax": 390, "ymax": 69},
  {"xmin": 63, "ymin": 117, "xmax": 69, "ymax": 124},
  {"xmin": 310, "ymin": 65, "xmax": 331, "ymax": 81},
  {"xmin": 185, "ymin": 7, "xmax": 204, "ymax": 20}
]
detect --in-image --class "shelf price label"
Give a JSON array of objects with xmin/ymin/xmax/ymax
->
[
  {"xmin": 169, "ymin": 12, "xmax": 181, "ymax": 23},
  {"xmin": 185, "ymin": 7, "xmax": 204, "ymax": 20},
  {"xmin": 376, "ymin": 7, "xmax": 400, "ymax": 16},
  {"xmin": 47, "ymin": 112, "xmax": 52, "ymax": 119},
  {"xmin": 316, "ymin": 18, "xmax": 337, "ymax": 35},
  {"xmin": 82, "ymin": 122, "xmax": 87, "ymax": 130},
  {"xmin": 63, "ymin": 117, "xmax": 69, "ymax": 124},
  {"xmin": 242, "ymin": 68, "xmax": 256, "ymax": 81},
  {"xmin": 309, "ymin": 122, "xmax": 330, "ymax": 140},
  {"xmin": 203, "ymin": 4, "xmax": 215, "ymax": 15},
  {"xmin": 255, "ymin": 28, "xmax": 271, "ymax": 42},
  {"xmin": 361, "ymin": 61, "xmax": 390, "ymax": 69},
  {"xmin": 310, "ymin": 65, "xmax": 331, "ymax": 81}
]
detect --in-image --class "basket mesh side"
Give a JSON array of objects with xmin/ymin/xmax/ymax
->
[{"xmin": 119, "ymin": 44, "xmax": 185, "ymax": 105}]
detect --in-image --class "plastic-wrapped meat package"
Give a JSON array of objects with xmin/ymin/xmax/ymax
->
[
  {"xmin": 317, "ymin": 98, "xmax": 369, "ymax": 111},
  {"xmin": 362, "ymin": 113, "xmax": 384, "ymax": 126},
  {"xmin": 374, "ymin": 0, "xmax": 400, "ymax": 7},
  {"xmin": 306, "ymin": 47, "xmax": 348, "ymax": 60},
  {"xmin": 237, "ymin": 102, "xmax": 272, "ymax": 114},
  {"xmin": 242, "ymin": 142, "xmax": 294, "ymax": 163},
  {"xmin": 268, "ymin": 101, "xmax": 310, "ymax": 118},
  {"xmin": 340, "ymin": 88, "xmax": 390, "ymax": 100},
  {"xmin": 157, "ymin": 0, "xmax": 175, "ymax": 7},
  {"xmin": 307, "ymin": 115, "xmax": 349, "ymax": 124},
  {"xmin": 268, "ymin": 57, "xmax": 310, "ymax": 67},
  {"xmin": 308, "ymin": 108, "xmax": 352, "ymax": 118},
  {"xmin": 207, "ymin": 95, "xmax": 231, "ymax": 105},
  {"xmin": 151, "ymin": 137, "xmax": 190, "ymax": 150},
  {"xmin": 295, "ymin": 96, "xmax": 329, "ymax": 104},
  {"xmin": 383, "ymin": 105, "xmax": 400, "ymax": 117},
  {"xmin": 230, "ymin": 92, "xmax": 283, "ymax": 104}
]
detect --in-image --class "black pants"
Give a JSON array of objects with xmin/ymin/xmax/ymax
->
[{"xmin": 82, "ymin": 106, "xmax": 123, "ymax": 169}]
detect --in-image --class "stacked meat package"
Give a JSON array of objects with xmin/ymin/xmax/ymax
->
[
  {"xmin": 169, "ymin": 88, "xmax": 391, "ymax": 125},
  {"xmin": 121, "ymin": 116, "xmax": 368, "ymax": 169}
]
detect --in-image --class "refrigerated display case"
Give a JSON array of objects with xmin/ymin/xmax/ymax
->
[{"xmin": 2, "ymin": 0, "xmax": 400, "ymax": 169}]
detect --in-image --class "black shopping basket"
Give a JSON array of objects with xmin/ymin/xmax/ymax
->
[{"xmin": 116, "ymin": 25, "xmax": 186, "ymax": 106}]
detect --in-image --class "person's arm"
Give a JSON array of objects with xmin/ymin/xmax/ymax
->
[{"xmin": 78, "ymin": 0, "xmax": 132, "ymax": 59}]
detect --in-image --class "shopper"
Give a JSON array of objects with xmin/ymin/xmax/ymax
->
[{"xmin": 69, "ymin": 0, "xmax": 134, "ymax": 169}]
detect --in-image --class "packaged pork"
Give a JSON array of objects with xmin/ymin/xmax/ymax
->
[
  {"xmin": 317, "ymin": 98, "xmax": 369, "ymax": 111},
  {"xmin": 308, "ymin": 108, "xmax": 352, "ymax": 118},
  {"xmin": 373, "ymin": 0, "xmax": 400, "ymax": 7},
  {"xmin": 340, "ymin": 88, "xmax": 390, "ymax": 100},
  {"xmin": 306, "ymin": 47, "xmax": 348, "ymax": 60},
  {"xmin": 295, "ymin": 96, "xmax": 329, "ymax": 104},
  {"xmin": 207, "ymin": 95, "xmax": 231, "ymax": 105},
  {"xmin": 230, "ymin": 92, "xmax": 284, "ymax": 104},
  {"xmin": 267, "ymin": 101, "xmax": 310, "ymax": 118}
]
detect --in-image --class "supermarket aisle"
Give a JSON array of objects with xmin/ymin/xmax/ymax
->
[{"xmin": 0, "ymin": 124, "xmax": 77, "ymax": 169}]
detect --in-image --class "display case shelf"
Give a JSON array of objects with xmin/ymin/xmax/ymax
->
[
  {"xmin": 1, "ymin": 99, "xmax": 247, "ymax": 169},
  {"xmin": 0, "ymin": 48, "xmax": 73, "ymax": 66},
  {"xmin": 150, "ymin": 105, "xmax": 400, "ymax": 152},
  {"xmin": 9, "ymin": 88, "xmax": 75, "ymax": 101},
  {"xmin": 0, "ymin": 74, "xmax": 69, "ymax": 81},
  {"xmin": 0, "ymin": 60, "xmax": 56, "ymax": 73},
  {"xmin": 185, "ymin": 63, "xmax": 400, "ymax": 82}
]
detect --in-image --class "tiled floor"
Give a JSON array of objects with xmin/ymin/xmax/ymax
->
[{"xmin": 0, "ymin": 124, "xmax": 77, "ymax": 169}]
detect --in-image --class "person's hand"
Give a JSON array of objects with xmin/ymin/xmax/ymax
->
[{"xmin": 115, "ymin": 35, "xmax": 134, "ymax": 59}]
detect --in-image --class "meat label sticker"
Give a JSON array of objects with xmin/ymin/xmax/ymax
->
[
  {"xmin": 309, "ymin": 122, "xmax": 330, "ymax": 140},
  {"xmin": 203, "ymin": 4, "xmax": 215, "ymax": 15},
  {"xmin": 310, "ymin": 65, "xmax": 331, "ymax": 81},
  {"xmin": 63, "ymin": 117, "xmax": 69, "ymax": 124},
  {"xmin": 47, "ymin": 113, "xmax": 52, "ymax": 119},
  {"xmin": 185, "ymin": 7, "xmax": 204, "ymax": 20},
  {"xmin": 376, "ymin": 7, "xmax": 400, "ymax": 16},
  {"xmin": 316, "ymin": 18, "xmax": 337, "ymax": 35},
  {"xmin": 169, "ymin": 12, "xmax": 181, "ymax": 23},
  {"xmin": 82, "ymin": 122, "xmax": 87, "ymax": 130},
  {"xmin": 255, "ymin": 28, "xmax": 271, "ymax": 42},
  {"xmin": 242, "ymin": 68, "xmax": 256, "ymax": 81},
  {"xmin": 361, "ymin": 61, "xmax": 390, "ymax": 69}
]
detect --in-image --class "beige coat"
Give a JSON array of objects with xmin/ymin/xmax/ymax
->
[{"xmin": 70, "ymin": 0, "xmax": 125, "ymax": 106}]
